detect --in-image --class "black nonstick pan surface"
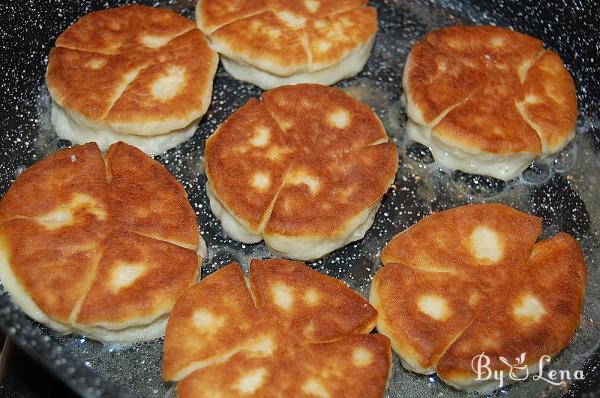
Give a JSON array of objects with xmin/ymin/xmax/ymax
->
[{"xmin": 0, "ymin": 0, "xmax": 599, "ymax": 396}]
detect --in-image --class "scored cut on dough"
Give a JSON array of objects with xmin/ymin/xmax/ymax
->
[
  {"xmin": 196, "ymin": 0, "xmax": 377, "ymax": 89},
  {"xmin": 0, "ymin": 142, "xmax": 204, "ymax": 343},
  {"xmin": 163, "ymin": 258, "xmax": 391, "ymax": 398},
  {"xmin": 370, "ymin": 203, "xmax": 586, "ymax": 392},
  {"xmin": 46, "ymin": 5, "xmax": 218, "ymax": 154},
  {"xmin": 403, "ymin": 25, "xmax": 577, "ymax": 180},
  {"xmin": 204, "ymin": 84, "xmax": 398, "ymax": 261}
]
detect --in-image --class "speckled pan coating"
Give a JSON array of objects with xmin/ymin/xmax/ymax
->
[{"xmin": 0, "ymin": 0, "xmax": 598, "ymax": 397}]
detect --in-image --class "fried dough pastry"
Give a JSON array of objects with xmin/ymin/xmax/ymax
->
[
  {"xmin": 46, "ymin": 5, "xmax": 218, "ymax": 154},
  {"xmin": 403, "ymin": 26, "xmax": 577, "ymax": 180},
  {"xmin": 163, "ymin": 259, "xmax": 391, "ymax": 398},
  {"xmin": 205, "ymin": 84, "xmax": 398, "ymax": 261},
  {"xmin": 370, "ymin": 203, "xmax": 586, "ymax": 391},
  {"xmin": 0, "ymin": 142, "xmax": 205, "ymax": 342},
  {"xmin": 196, "ymin": 0, "xmax": 377, "ymax": 88}
]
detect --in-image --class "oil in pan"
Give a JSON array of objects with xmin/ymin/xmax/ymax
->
[{"xmin": 0, "ymin": 0, "xmax": 598, "ymax": 396}]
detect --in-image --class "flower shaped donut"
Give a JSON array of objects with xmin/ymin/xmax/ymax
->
[
  {"xmin": 370, "ymin": 203, "xmax": 586, "ymax": 392},
  {"xmin": 163, "ymin": 259, "xmax": 391, "ymax": 397}
]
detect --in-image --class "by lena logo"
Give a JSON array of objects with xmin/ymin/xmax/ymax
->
[{"xmin": 471, "ymin": 352, "xmax": 584, "ymax": 388}]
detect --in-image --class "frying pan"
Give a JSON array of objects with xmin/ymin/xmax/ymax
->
[{"xmin": 0, "ymin": 0, "xmax": 599, "ymax": 396}]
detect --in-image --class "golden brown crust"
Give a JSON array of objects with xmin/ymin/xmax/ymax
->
[
  {"xmin": 205, "ymin": 84, "xmax": 397, "ymax": 244},
  {"xmin": 163, "ymin": 259, "xmax": 389, "ymax": 398},
  {"xmin": 250, "ymin": 259, "xmax": 377, "ymax": 342},
  {"xmin": 404, "ymin": 25, "xmax": 577, "ymax": 156},
  {"xmin": 162, "ymin": 264, "xmax": 261, "ymax": 381},
  {"xmin": 106, "ymin": 141, "xmax": 199, "ymax": 249},
  {"xmin": 264, "ymin": 143, "xmax": 397, "ymax": 238},
  {"xmin": 432, "ymin": 96, "xmax": 542, "ymax": 155},
  {"xmin": 196, "ymin": 0, "xmax": 268, "ymax": 34},
  {"xmin": 371, "ymin": 264, "xmax": 478, "ymax": 371},
  {"xmin": 517, "ymin": 51, "xmax": 578, "ymax": 153},
  {"xmin": 105, "ymin": 30, "xmax": 218, "ymax": 133},
  {"xmin": 437, "ymin": 233, "xmax": 586, "ymax": 384},
  {"xmin": 197, "ymin": 0, "xmax": 376, "ymax": 75},
  {"xmin": 210, "ymin": 10, "xmax": 309, "ymax": 76},
  {"xmin": 372, "ymin": 204, "xmax": 587, "ymax": 390},
  {"xmin": 0, "ymin": 142, "xmax": 200, "ymax": 335},
  {"xmin": 261, "ymin": 84, "xmax": 388, "ymax": 153},
  {"xmin": 267, "ymin": 0, "xmax": 368, "ymax": 17},
  {"xmin": 0, "ymin": 218, "xmax": 104, "ymax": 324},
  {"xmin": 381, "ymin": 203, "xmax": 542, "ymax": 277},
  {"xmin": 46, "ymin": 48, "xmax": 137, "ymax": 122},
  {"xmin": 177, "ymin": 334, "xmax": 391, "ymax": 398},
  {"xmin": 46, "ymin": 5, "xmax": 218, "ymax": 136},
  {"xmin": 55, "ymin": 5, "xmax": 195, "ymax": 54},
  {"xmin": 406, "ymin": 26, "xmax": 543, "ymax": 123},
  {"xmin": 204, "ymin": 99, "xmax": 294, "ymax": 232},
  {"xmin": 307, "ymin": 7, "xmax": 377, "ymax": 70},
  {"xmin": 76, "ymin": 230, "xmax": 198, "ymax": 326},
  {"xmin": 0, "ymin": 143, "xmax": 107, "ymax": 219}
]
